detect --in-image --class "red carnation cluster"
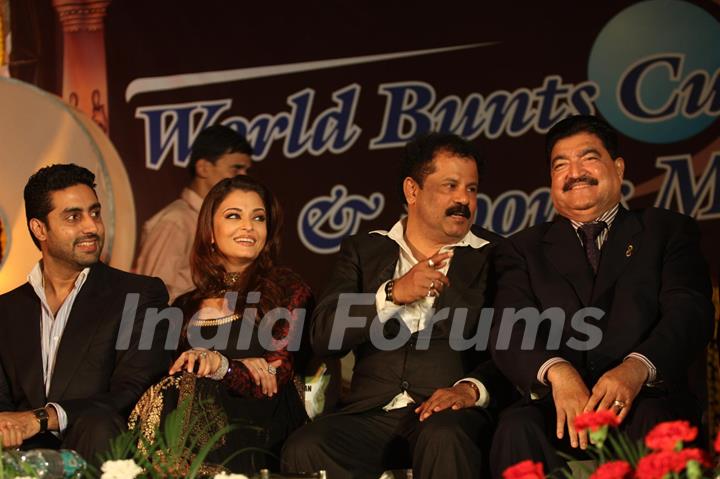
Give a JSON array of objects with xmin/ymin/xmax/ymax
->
[
  {"xmin": 714, "ymin": 429, "xmax": 720, "ymax": 454},
  {"xmin": 502, "ymin": 460, "xmax": 545, "ymax": 479},
  {"xmin": 635, "ymin": 448, "xmax": 709, "ymax": 479},
  {"xmin": 574, "ymin": 410, "xmax": 621, "ymax": 432},
  {"xmin": 588, "ymin": 460, "xmax": 632, "ymax": 479},
  {"xmin": 644, "ymin": 420, "xmax": 697, "ymax": 451}
]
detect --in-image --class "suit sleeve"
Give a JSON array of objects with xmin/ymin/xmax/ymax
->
[
  {"xmin": 310, "ymin": 236, "xmax": 379, "ymax": 357},
  {"xmin": 0, "ymin": 360, "xmax": 13, "ymax": 412},
  {"xmin": 489, "ymin": 237, "xmax": 557, "ymax": 396},
  {"xmin": 633, "ymin": 215, "xmax": 714, "ymax": 386},
  {"xmin": 58, "ymin": 277, "xmax": 171, "ymax": 423}
]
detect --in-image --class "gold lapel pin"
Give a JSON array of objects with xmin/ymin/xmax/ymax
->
[{"xmin": 625, "ymin": 244, "xmax": 634, "ymax": 257}]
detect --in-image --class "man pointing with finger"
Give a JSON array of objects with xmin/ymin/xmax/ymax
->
[{"xmin": 283, "ymin": 132, "xmax": 513, "ymax": 479}]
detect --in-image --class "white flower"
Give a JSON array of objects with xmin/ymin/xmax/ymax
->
[
  {"xmin": 213, "ymin": 473, "xmax": 249, "ymax": 479},
  {"xmin": 100, "ymin": 459, "xmax": 143, "ymax": 479}
]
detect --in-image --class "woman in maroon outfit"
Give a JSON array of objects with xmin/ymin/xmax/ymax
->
[{"xmin": 130, "ymin": 175, "xmax": 311, "ymax": 474}]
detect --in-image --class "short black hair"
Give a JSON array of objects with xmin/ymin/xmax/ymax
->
[
  {"xmin": 545, "ymin": 115, "xmax": 620, "ymax": 164},
  {"xmin": 400, "ymin": 132, "xmax": 484, "ymax": 204},
  {"xmin": 189, "ymin": 125, "xmax": 253, "ymax": 178},
  {"xmin": 24, "ymin": 163, "xmax": 96, "ymax": 249}
]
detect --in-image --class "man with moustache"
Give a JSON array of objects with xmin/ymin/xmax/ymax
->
[
  {"xmin": 283, "ymin": 133, "xmax": 512, "ymax": 479},
  {"xmin": 489, "ymin": 115, "xmax": 713, "ymax": 475},
  {"xmin": 0, "ymin": 164, "xmax": 170, "ymax": 464}
]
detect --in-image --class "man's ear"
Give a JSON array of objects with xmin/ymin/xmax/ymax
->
[
  {"xmin": 195, "ymin": 158, "xmax": 212, "ymax": 179},
  {"xmin": 614, "ymin": 157, "xmax": 625, "ymax": 180},
  {"xmin": 29, "ymin": 218, "xmax": 48, "ymax": 243},
  {"xmin": 403, "ymin": 177, "xmax": 418, "ymax": 205}
]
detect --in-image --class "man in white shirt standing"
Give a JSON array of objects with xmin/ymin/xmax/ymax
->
[
  {"xmin": 134, "ymin": 125, "xmax": 253, "ymax": 302},
  {"xmin": 282, "ymin": 133, "xmax": 513, "ymax": 479},
  {"xmin": 0, "ymin": 164, "xmax": 170, "ymax": 465}
]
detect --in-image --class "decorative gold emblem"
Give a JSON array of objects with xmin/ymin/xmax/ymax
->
[{"xmin": 625, "ymin": 244, "xmax": 634, "ymax": 257}]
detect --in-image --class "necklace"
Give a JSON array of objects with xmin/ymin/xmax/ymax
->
[{"xmin": 189, "ymin": 312, "xmax": 240, "ymax": 327}]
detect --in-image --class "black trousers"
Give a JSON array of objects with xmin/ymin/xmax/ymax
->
[
  {"xmin": 22, "ymin": 409, "xmax": 126, "ymax": 468},
  {"xmin": 281, "ymin": 405, "xmax": 494, "ymax": 479},
  {"xmin": 489, "ymin": 388, "xmax": 700, "ymax": 478}
]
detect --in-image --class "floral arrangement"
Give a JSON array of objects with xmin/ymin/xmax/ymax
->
[{"xmin": 502, "ymin": 411, "xmax": 720, "ymax": 479}]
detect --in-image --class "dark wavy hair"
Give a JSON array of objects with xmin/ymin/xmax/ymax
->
[
  {"xmin": 545, "ymin": 115, "xmax": 620, "ymax": 165},
  {"xmin": 190, "ymin": 175, "xmax": 284, "ymax": 316},
  {"xmin": 24, "ymin": 164, "xmax": 96, "ymax": 249},
  {"xmin": 400, "ymin": 132, "xmax": 484, "ymax": 204}
]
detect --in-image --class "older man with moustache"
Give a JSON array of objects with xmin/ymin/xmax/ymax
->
[
  {"xmin": 283, "ymin": 133, "xmax": 513, "ymax": 479},
  {"xmin": 489, "ymin": 115, "xmax": 713, "ymax": 476}
]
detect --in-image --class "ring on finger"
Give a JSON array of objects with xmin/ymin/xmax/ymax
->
[
  {"xmin": 612, "ymin": 399, "xmax": 626, "ymax": 409},
  {"xmin": 427, "ymin": 258, "xmax": 435, "ymax": 268},
  {"xmin": 268, "ymin": 365, "xmax": 277, "ymax": 375}
]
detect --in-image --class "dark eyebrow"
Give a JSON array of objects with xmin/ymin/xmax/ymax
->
[
  {"xmin": 62, "ymin": 203, "xmax": 100, "ymax": 214},
  {"xmin": 252, "ymin": 208, "xmax": 266, "ymax": 213}
]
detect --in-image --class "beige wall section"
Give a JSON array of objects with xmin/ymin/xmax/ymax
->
[{"xmin": 0, "ymin": 77, "xmax": 135, "ymax": 294}]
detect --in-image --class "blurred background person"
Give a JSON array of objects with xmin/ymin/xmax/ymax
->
[
  {"xmin": 130, "ymin": 175, "xmax": 312, "ymax": 475},
  {"xmin": 134, "ymin": 125, "xmax": 253, "ymax": 302}
]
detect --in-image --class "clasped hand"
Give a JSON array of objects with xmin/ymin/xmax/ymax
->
[
  {"xmin": 0, "ymin": 411, "xmax": 39, "ymax": 448},
  {"xmin": 169, "ymin": 349, "xmax": 282, "ymax": 397},
  {"xmin": 548, "ymin": 359, "xmax": 648, "ymax": 449}
]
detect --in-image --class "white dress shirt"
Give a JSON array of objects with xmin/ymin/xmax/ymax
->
[
  {"xmin": 371, "ymin": 219, "xmax": 491, "ymax": 410},
  {"xmin": 28, "ymin": 262, "xmax": 90, "ymax": 433}
]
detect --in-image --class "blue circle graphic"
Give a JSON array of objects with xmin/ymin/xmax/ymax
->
[{"xmin": 588, "ymin": 0, "xmax": 720, "ymax": 143}]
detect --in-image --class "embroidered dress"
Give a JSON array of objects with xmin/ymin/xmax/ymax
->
[{"xmin": 130, "ymin": 268, "xmax": 312, "ymax": 474}]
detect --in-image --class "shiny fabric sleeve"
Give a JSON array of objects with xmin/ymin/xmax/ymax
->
[{"xmin": 221, "ymin": 281, "xmax": 313, "ymax": 398}]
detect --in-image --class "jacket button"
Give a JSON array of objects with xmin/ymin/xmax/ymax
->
[{"xmin": 400, "ymin": 381, "xmax": 409, "ymax": 390}]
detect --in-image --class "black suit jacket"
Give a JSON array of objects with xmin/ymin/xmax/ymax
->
[
  {"xmin": 311, "ymin": 225, "xmax": 513, "ymax": 413},
  {"xmin": 490, "ymin": 207, "xmax": 714, "ymax": 397},
  {"xmin": 0, "ymin": 262, "xmax": 171, "ymax": 426}
]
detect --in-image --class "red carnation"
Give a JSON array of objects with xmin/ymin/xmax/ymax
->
[
  {"xmin": 714, "ymin": 429, "xmax": 720, "ymax": 454},
  {"xmin": 644, "ymin": 420, "xmax": 697, "ymax": 451},
  {"xmin": 677, "ymin": 447, "xmax": 710, "ymax": 468},
  {"xmin": 574, "ymin": 410, "xmax": 620, "ymax": 432},
  {"xmin": 502, "ymin": 460, "xmax": 545, "ymax": 479},
  {"xmin": 588, "ymin": 460, "xmax": 632, "ymax": 479},
  {"xmin": 635, "ymin": 448, "xmax": 709, "ymax": 479},
  {"xmin": 635, "ymin": 451, "xmax": 680, "ymax": 479}
]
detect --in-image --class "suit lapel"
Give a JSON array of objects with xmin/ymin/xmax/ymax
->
[
  {"xmin": 435, "ymin": 245, "xmax": 485, "ymax": 311},
  {"xmin": 11, "ymin": 285, "xmax": 47, "ymax": 407},
  {"xmin": 364, "ymin": 239, "xmax": 399, "ymax": 293},
  {"xmin": 592, "ymin": 208, "xmax": 642, "ymax": 303},
  {"xmin": 543, "ymin": 218, "xmax": 594, "ymax": 306},
  {"xmin": 48, "ymin": 264, "xmax": 106, "ymax": 401}
]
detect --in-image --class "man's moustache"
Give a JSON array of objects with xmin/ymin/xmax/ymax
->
[
  {"xmin": 74, "ymin": 235, "xmax": 100, "ymax": 245},
  {"xmin": 563, "ymin": 175, "xmax": 599, "ymax": 192},
  {"xmin": 445, "ymin": 205, "xmax": 471, "ymax": 218}
]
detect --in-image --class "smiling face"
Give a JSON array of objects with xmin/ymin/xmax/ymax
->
[
  {"xmin": 31, "ymin": 184, "xmax": 105, "ymax": 269},
  {"xmin": 212, "ymin": 189, "xmax": 268, "ymax": 272},
  {"xmin": 550, "ymin": 132, "xmax": 625, "ymax": 223},
  {"xmin": 406, "ymin": 150, "xmax": 479, "ymax": 244}
]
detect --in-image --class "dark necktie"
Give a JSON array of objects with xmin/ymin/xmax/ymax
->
[{"xmin": 578, "ymin": 221, "xmax": 607, "ymax": 274}]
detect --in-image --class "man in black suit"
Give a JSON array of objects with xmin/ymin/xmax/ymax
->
[
  {"xmin": 282, "ymin": 133, "xmax": 512, "ymax": 479},
  {"xmin": 0, "ymin": 164, "xmax": 170, "ymax": 464},
  {"xmin": 489, "ymin": 115, "xmax": 714, "ymax": 475}
]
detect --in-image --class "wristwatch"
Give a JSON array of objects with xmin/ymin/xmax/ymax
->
[
  {"xmin": 384, "ymin": 280, "xmax": 395, "ymax": 304},
  {"xmin": 33, "ymin": 407, "xmax": 49, "ymax": 434}
]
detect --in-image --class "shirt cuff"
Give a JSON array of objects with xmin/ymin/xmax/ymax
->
[
  {"xmin": 453, "ymin": 378, "xmax": 490, "ymax": 408},
  {"xmin": 375, "ymin": 280, "xmax": 403, "ymax": 323},
  {"xmin": 537, "ymin": 357, "xmax": 569, "ymax": 386},
  {"xmin": 625, "ymin": 352, "xmax": 657, "ymax": 384},
  {"xmin": 46, "ymin": 402, "xmax": 67, "ymax": 434}
]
